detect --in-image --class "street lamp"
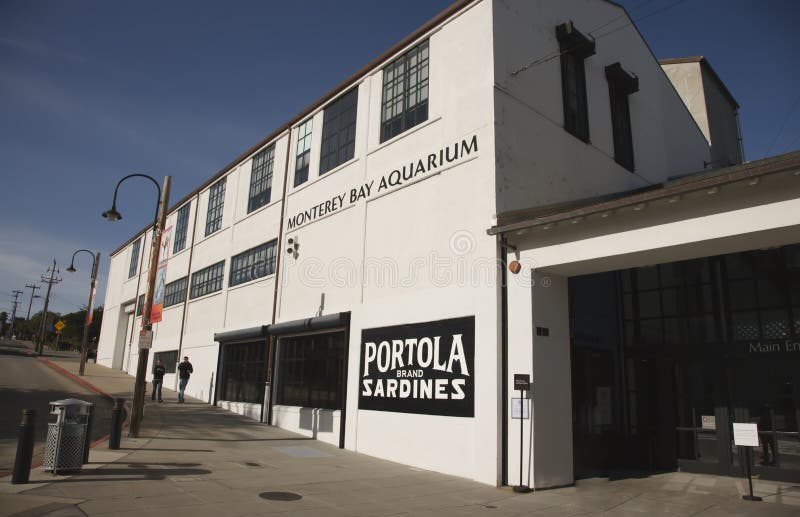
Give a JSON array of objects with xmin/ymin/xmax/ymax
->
[
  {"xmin": 66, "ymin": 249, "xmax": 101, "ymax": 377},
  {"xmin": 103, "ymin": 173, "xmax": 171, "ymax": 438}
]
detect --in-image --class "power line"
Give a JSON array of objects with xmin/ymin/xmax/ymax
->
[
  {"xmin": 37, "ymin": 260, "xmax": 62, "ymax": 354},
  {"xmin": 9, "ymin": 290, "xmax": 23, "ymax": 337},
  {"xmin": 766, "ymin": 92, "xmax": 800, "ymax": 156},
  {"xmin": 25, "ymin": 283, "xmax": 41, "ymax": 320}
]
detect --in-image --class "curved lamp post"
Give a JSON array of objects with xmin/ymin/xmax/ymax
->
[
  {"xmin": 67, "ymin": 249, "xmax": 101, "ymax": 377},
  {"xmin": 103, "ymin": 173, "xmax": 171, "ymax": 438}
]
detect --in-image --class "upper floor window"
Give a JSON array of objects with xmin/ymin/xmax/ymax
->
[
  {"xmin": 229, "ymin": 240, "xmax": 278, "ymax": 287},
  {"xmin": 605, "ymin": 63, "xmax": 638, "ymax": 171},
  {"xmin": 294, "ymin": 119, "xmax": 313, "ymax": 187},
  {"xmin": 320, "ymin": 88, "xmax": 358, "ymax": 174},
  {"xmin": 136, "ymin": 293, "xmax": 144, "ymax": 316},
  {"xmin": 163, "ymin": 276, "xmax": 188, "ymax": 308},
  {"xmin": 128, "ymin": 238, "xmax": 141, "ymax": 279},
  {"xmin": 248, "ymin": 145, "xmax": 275, "ymax": 213},
  {"xmin": 380, "ymin": 39, "xmax": 429, "ymax": 143},
  {"xmin": 205, "ymin": 178, "xmax": 226, "ymax": 236},
  {"xmin": 556, "ymin": 22, "xmax": 595, "ymax": 143},
  {"xmin": 190, "ymin": 261, "xmax": 225, "ymax": 299},
  {"xmin": 173, "ymin": 203, "xmax": 191, "ymax": 254}
]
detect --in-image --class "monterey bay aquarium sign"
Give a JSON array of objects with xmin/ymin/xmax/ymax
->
[{"xmin": 359, "ymin": 316, "xmax": 475, "ymax": 417}]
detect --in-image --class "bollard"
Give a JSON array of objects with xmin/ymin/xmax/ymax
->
[
  {"xmin": 12, "ymin": 409, "xmax": 36, "ymax": 484},
  {"xmin": 108, "ymin": 398, "xmax": 124, "ymax": 450},
  {"xmin": 82, "ymin": 403, "xmax": 95, "ymax": 464}
]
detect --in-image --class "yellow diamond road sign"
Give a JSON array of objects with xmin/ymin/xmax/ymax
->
[{"xmin": 54, "ymin": 320, "xmax": 65, "ymax": 332}]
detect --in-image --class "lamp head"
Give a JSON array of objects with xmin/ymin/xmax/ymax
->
[
  {"xmin": 66, "ymin": 264, "xmax": 76, "ymax": 273},
  {"xmin": 102, "ymin": 206, "xmax": 122, "ymax": 221}
]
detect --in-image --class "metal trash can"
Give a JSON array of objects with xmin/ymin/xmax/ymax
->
[{"xmin": 43, "ymin": 399, "xmax": 93, "ymax": 474}]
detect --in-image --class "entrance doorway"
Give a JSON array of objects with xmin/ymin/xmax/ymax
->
[{"xmin": 570, "ymin": 245, "xmax": 800, "ymax": 482}]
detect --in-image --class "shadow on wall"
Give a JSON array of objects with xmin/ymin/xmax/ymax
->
[{"xmin": 298, "ymin": 408, "xmax": 335, "ymax": 438}]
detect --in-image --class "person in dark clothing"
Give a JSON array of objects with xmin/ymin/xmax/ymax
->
[
  {"xmin": 177, "ymin": 356, "xmax": 193, "ymax": 403},
  {"xmin": 151, "ymin": 360, "xmax": 166, "ymax": 402}
]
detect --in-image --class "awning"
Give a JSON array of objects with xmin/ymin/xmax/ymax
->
[
  {"xmin": 214, "ymin": 325, "xmax": 269, "ymax": 343},
  {"xmin": 213, "ymin": 312, "xmax": 351, "ymax": 343}
]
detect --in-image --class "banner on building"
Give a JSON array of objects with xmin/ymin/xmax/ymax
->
[
  {"xmin": 150, "ymin": 226, "xmax": 172, "ymax": 324},
  {"xmin": 359, "ymin": 316, "xmax": 474, "ymax": 417}
]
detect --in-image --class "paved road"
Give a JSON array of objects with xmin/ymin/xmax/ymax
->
[{"xmin": 0, "ymin": 344, "xmax": 113, "ymax": 474}]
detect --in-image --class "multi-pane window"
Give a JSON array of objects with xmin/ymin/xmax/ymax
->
[
  {"xmin": 248, "ymin": 145, "xmax": 275, "ymax": 213},
  {"xmin": 189, "ymin": 261, "xmax": 225, "ymax": 299},
  {"xmin": 605, "ymin": 63, "xmax": 638, "ymax": 171},
  {"xmin": 136, "ymin": 294, "xmax": 145, "ymax": 317},
  {"xmin": 320, "ymin": 88, "xmax": 358, "ymax": 174},
  {"xmin": 556, "ymin": 22, "xmax": 595, "ymax": 143},
  {"xmin": 163, "ymin": 277, "xmax": 188, "ymax": 308},
  {"xmin": 277, "ymin": 332, "xmax": 345, "ymax": 409},
  {"xmin": 380, "ymin": 40, "xmax": 429, "ymax": 143},
  {"xmin": 153, "ymin": 350, "xmax": 178, "ymax": 374},
  {"xmin": 173, "ymin": 204, "xmax": 190, "ymax": 254},
  {"xmin": 219, "ymin": 341, "xmax": 268, "ymax": 403},
  {"xmin": 229, "ymin": 240, "xmax": 277, "ymax": 287},
  {"xmin": 205, "ymin": 178, "xmax": 226, "ymax": 236},
  {"xmin": 128, "ymin": 238, "xmax": 141, "ymax": 278},
  {"xmin": 294, "ymin": 119, "xmax": 313, "ymax": 187}
]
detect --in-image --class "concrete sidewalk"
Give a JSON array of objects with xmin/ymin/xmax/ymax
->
[{"xmin": 2, "ymin": 359, "xmax": 799, "ymax": 516}]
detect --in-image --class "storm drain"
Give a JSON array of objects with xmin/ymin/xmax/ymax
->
[{"xmin": 259, "ymin": 491, "xmax": 302, "ymax": 501}]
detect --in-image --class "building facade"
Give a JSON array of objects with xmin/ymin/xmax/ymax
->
[{"xmin": 98, "ymin": 0, "xmax": 798, "ymax": 487}]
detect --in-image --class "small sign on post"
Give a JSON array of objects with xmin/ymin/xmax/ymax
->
[
  {"xmin": 138, "ymin": 329, "xmax": 153, "ymax": 350},
  {"xmin": 54, "ymin": 320, "xmax": 65, "ymax": 334},
  {"xmin": 512, "ymin": 373, "xmax": 532, "ymax": 494},
  {"xmin": 733, "ymin": 423, "xmax": 762, "ymax": 502}
]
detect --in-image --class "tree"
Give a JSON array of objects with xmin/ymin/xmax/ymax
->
[{"xmin": 0, "ymin": 311, "xmax": 7, "ymax": 336}]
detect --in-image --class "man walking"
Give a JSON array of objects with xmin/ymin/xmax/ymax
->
[
  {"xmin": 177, "ymin": 356, "xmax": 193, "ymax": 403},
  {"xmin": 152, "ymin": 359, "xmax": 166, "ymax": 402}
]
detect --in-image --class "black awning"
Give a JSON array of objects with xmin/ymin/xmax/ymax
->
[
  {"xmin": 267, "ymin": 312, "xmax": 351, "ymax": 336},
  {"xmin": 214, "ymin": 325, "xmax": 269, "ymax": 343}
]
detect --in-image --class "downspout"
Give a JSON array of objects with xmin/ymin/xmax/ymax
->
[
  {"xmin": 500, "ymin": 235, "xmax": 509, "ymax": 485},
  {"xmin": 265, "ymin": 129, "xmax": 293, "ymax": 426},
  {"xmin": 176, "ymin": 193, "xmax": 201, "ymax": 391}
]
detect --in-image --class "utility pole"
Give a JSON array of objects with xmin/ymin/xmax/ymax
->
[
  {"xmin": 9, "ymin": 290, "xmax": 22, "ymax": 338},
  {"xmin": 37, "ymin": 261, "xmax": 62, "ymax": 355},
  {"xmin": 25, "ymin": 284, "xmax": 41, "ymax": 320}
]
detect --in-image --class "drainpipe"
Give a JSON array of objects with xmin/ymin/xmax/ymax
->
[
  {"xmin": 500, "ymin": 235, "xmax": 509, "ymax": 485},
  {"xmin": 175, "ymin": 193, "xmax": 201, "ymax": 391},
  {"xmin": 264, "ymin": 129, "xmax": 293, "ymax": 425}
]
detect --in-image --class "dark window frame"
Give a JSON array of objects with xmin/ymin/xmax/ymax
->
[
  {"xmin": 163, "ymin": 276, "xmax": 188, "ymax": 308},
  {"xmin": 189, "ymin": 261, "xmax": 225, "ymax": 299},
  {"xmin": 320, "ymin": 88, "xmax": 358, "ymax": 174},
  {"xmin": 229, "ymin": 240, "xmax": 278, "ymax": 288},
  {"xmin": 153, "ymin": 350, "xmax": 179, "ymax": 374},
  {"xmin": 136, "ymin": 293, "xmax": 145, "ymax": 316},
  {"xmin": 380, "ymin": 39, "xmax": 429, "ymax": 143},
  {"xmin": 556, "ymin": 22, "xmax": 595, "ymax": 143},
  {"xmin": 219, "ymin": 340, "xmax": 268, "ymax": 404},
  {"xmin": 276, "ymin": 332, "xmax": 346, "ymax": 410},
  {"xmin": 605, "ymin": 62, "xmax": 638, "ymax": 171},
  {"xmin": 173, "ymin": 204, "xmax": 191, "ymax": 254},
  {"xmin": 205, "ymin": 178, "xmax": 226, "ymax": 236},
  {"xmin": 294, "ymin": 119, "xmax": 313, "ymax": 187},
  {"xmin": 128, "ymin": 238, "xmax": 141, "ymax": 279},
  {"xmin": 248, "ymin": 145, "xmax": 275, "ymax": 213}
]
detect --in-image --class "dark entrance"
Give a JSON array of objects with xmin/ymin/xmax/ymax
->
[{"xmin": 570, "ymin": 245, "xmax": 800, "ymax": 482}]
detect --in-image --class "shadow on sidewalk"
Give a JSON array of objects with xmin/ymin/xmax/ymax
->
[
  {"xmin": 118, "ymin": 447, "xmax": 217, "ymax": 452},
  {"xmin": 53, "ymin": 463, "xmax": 211, "ymax": 482}
]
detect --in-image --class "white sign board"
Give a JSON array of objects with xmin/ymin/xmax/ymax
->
[
  {"xmin": 701, "ymin": 415, "xmax": 716, "ymax": 430},
  {"xmin": 138, "ymin": 330, "xmax": 153, "ymax": 350},
  {"xmin": 732, "ymin": 423, "xmax": 759, "ymax": 447},
  {"xmin": 511, "ymin": 398, "xmax": 529, "ymax": 419}
]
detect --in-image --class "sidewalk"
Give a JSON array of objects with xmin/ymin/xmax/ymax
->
[{"xmin": 1, "ymin": 358, "xmax": 799, "ymax": 516}]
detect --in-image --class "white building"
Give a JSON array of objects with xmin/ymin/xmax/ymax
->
[{"xmin": 98, "ymin": 0, "xmax": 800, "ymax": 487}]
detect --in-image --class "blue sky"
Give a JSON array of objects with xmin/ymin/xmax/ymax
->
[{"xmin": 1, "ymin": 0, "xmax": 798, "ymax": 317}]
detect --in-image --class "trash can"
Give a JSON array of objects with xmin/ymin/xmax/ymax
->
[{"xmin": 43, "ymin": 399, "xmax": 93, "ymax": 474}]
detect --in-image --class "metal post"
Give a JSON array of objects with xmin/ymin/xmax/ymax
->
[
  {"xmin": 11, "ymin": 409, "xmax": 36, "ymax": 484},
  {"xmin": 79, "ymin": 252, "xmax": 100, "ymax": 376},
  {"xmin": 108, "ymin": 398, "xmax": 124, "ymax": 449},
  {"xmin": 742, "ymin": 446, "xmax": 762, "ymax": 502},
  {"xmin": 129, "ymin": 176, "xmax": 171, "ymax": 438},
  {"xmin": 82, "ymin": 404, "xmax": 94, "ymax": 464}
]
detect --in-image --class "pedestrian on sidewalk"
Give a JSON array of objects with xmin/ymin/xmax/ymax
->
[
  {"xmin": 152, "ymin": 359, "xmax": 166, "ymax": 402},
  {"xmin": 177, "ymin": 356, "xmax": 193, "ymax": 403}
]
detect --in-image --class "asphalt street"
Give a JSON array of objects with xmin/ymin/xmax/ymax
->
[{"xmin": 0, "ymin": 341, "xmax": 113, "ymax": 474}]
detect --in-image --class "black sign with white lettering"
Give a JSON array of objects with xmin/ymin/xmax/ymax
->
[
  {"xmin": 514, "ymin": 374, "xmax": 530, "ymax": 391},
  {"xmin": 359, "ymin": 316, "xmax": 474, "ymax": 417}
]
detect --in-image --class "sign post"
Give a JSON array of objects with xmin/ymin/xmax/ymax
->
[
  {"xmin": 513, "ymin": 373, "xmax": 532, "ymax": 493},
  {"xmin": 733, "ymin": 423, "xmax": 762, "ymax": 502}
]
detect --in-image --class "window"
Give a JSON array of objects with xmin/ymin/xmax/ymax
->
[
  {"xmin": 128, "ymin": 238, "xmax": 141, "ymax": 278},
  {"xmin": 380, "ymin": 40, "xmax": 429, "ymax": 143},
  {"xmin": 320, "ymin": 88, "xmax": 358, "ymax": 174},
  {"xmin": 205, "ymin": 178, "xmax": 226, "ymax": 236},
  {"xmin": 229, "ymin": 240, "xmax": 277, "ymax": 287},
  {"xmin": 219, "ymin": 341, "xmax": 268, "ymax": 403},
  {"xmin": 556, "ymin": 21, "xmax": 595, "ymax": 143},
  {"xmin": 153, "ymin": 350, "xmax": 178, "ymax": 374},
  {"xmin": 136, "ymin": 294, "xmax": 144, "ymax": 316},
  {"xmin": 605, "ymin": 63, "xmax": 638, "ymax": 171},
  {"xmin": 248, "ymin": 145, "xmax": 275, "ymax": 213},
  {"xmin": 173, "ymin": 204, "xmax": 191, "ymax": 254},
  {"xmin": 190, "ymin": 261, "xmax": 225, "ymax": 299},
  {"xmin": 294, "ymin": 119, "xmax": 313, "ymax": 187},
  {"xmin": 277, "ymin": 332, "xmax": 345, "ymax": 409},
  {"xmin": 163, "ymin": 276, "xmax": 188, "ymax": 308}
]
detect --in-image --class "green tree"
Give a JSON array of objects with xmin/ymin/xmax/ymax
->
[{"xmin": 0, "ymin": 311, "xmax": 8, "ymax": 336}]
